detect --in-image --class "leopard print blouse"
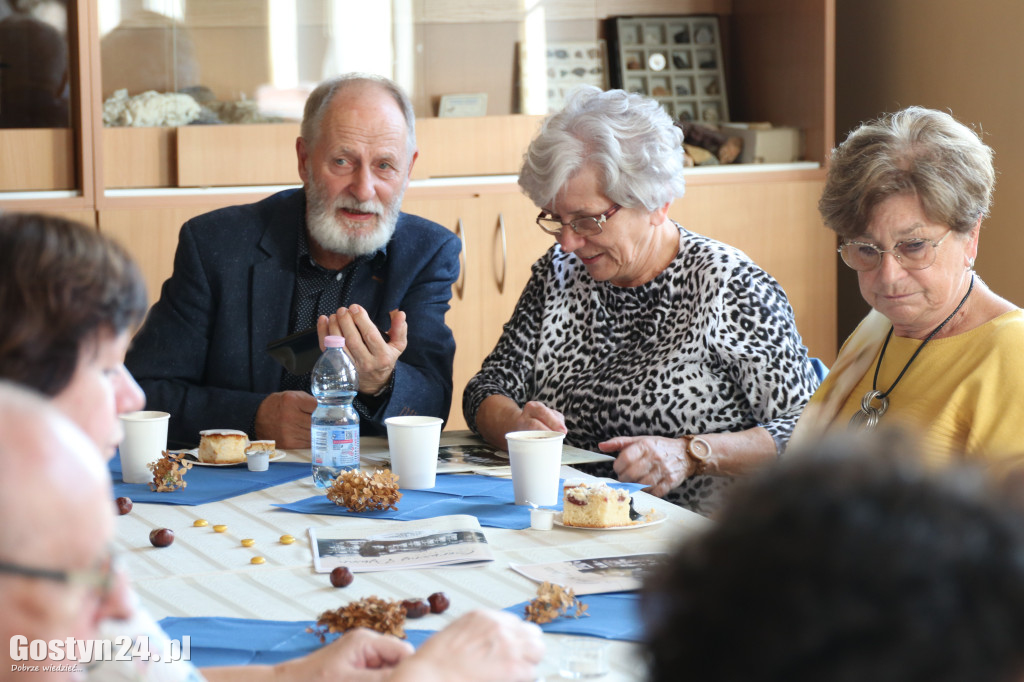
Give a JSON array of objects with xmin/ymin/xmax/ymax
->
[{"xmin": 463, "ymin": 224, "xmax": 820, "ymax": 515}]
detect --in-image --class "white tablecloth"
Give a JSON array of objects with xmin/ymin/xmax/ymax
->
[{"xmin": 114, "ymin": 435, "xmax": 710, "ymax": 681}]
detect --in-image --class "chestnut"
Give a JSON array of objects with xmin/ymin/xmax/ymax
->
[
  {"xmin": 402, "ymin": 599, "xmax": 430, "ymax": 619},
  {"xmin": 149, "ymin": 528, "xmax": 174, "ymax": 547},
  {"xmin": 330, "ymin": 566, "xmax": 354, "ymax": 587},
  {"xmin": 428, "ymin": 592, "xmax": 450, "ymax": 614},
  {"xmin": 115, "ymin": 497, "xmax": 133, "ymax": 515}
]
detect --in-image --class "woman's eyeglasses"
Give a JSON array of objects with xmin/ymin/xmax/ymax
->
[
  {"xmin": 838, "ymin": 231, "xmax": 951, "ymax": 271},
  {"xmin": 536, "ymin": 204, "xmax": 621, "ymax": 237}
]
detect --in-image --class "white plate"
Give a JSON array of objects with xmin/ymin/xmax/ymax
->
[
  {"xmin": 172, "ymin": 449, "xmax": 287, "ymax": 467},
  {"xmin": 553, "ymin": 509, "xmax": 667, "ymax": 531}
]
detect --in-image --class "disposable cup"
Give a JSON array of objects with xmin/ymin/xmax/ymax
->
[
  {"xmin": 118, "ymin": 411, "xmax": 170, "ymax": 484},
  {"xmin": 385, "ymin": 416, "xmax": 443, "ymax": 489},
  {"xmin": 505, "ymin": 430, "xmax": 565, "ymax": 506}
]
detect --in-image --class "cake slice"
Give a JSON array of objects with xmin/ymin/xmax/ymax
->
[
  {"xmin": 562, "ymin": 482, "xmax": 633, "ymax": 528},
  {"xmin": 197, "ymin": 429, "xmax": 249, "ymax": 464}
]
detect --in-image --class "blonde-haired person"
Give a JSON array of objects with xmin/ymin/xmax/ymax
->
[
  {"xmin": 0, "ymin": 213, "xmax": 543, "ymax": 682},
  {"xmin": 791, "ymin": 107, "xmax": 1024, "ymax": 466}
]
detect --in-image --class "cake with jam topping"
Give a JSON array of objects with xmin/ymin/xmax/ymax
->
[{"xmin": 562, "ymin": 482, "xmax": 633, "ymax": 528}]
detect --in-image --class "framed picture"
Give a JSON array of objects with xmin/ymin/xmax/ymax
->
[
  {"xmin": 519, "ymin": 40, "xmax": 609, "ymax": 114},
  {"xmin": 606, "ymin": 16, "xmax": 729, "ymax": 123}
]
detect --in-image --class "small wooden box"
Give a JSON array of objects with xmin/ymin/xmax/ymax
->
[{"xmin": 719, "ymin": 124, "xmax": 802, "ymax": 164}]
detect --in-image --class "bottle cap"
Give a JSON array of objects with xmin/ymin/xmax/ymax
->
[{"xmin": 324, "ymin": 335, "xmax": 345, "ymax": 349}]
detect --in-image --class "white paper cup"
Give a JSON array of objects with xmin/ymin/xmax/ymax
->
[
  {"xmin": 385, "ymin": 416, "xmax": 443, "ymax": 489},
  {"xmin": 506, "ymin": 430, "xmax": 565, "ymax": 506},
  {"xmin": 118, "ymin": 411, "xmax": 170, "ymax": 484}
]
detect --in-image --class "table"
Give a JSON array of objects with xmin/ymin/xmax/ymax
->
[{"xmin": 114, "ymin": 434, "xmax": 710, "ymax": 681}]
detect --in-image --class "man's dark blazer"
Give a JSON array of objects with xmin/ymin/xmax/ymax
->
[{"xmin": 125, "ymin": 188, "xmax": 460, "ymax": 449}]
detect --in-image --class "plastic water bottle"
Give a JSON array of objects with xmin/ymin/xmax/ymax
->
[{"xmin": 310, "ymin": 335, "xmax": 359, "ymax": 487}]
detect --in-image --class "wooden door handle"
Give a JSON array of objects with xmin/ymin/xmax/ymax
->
[{"xmin": 455, "ymin": 217, "xmax": 466, "ymax": 300}]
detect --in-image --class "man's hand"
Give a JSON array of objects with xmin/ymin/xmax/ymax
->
[
  {"xmin": 318, "ymin": 305, "xmax": 408, "ymax": 395},
  {"xmin": 254, "ymin": 391, "xmax": 316, "ymax": 448}
]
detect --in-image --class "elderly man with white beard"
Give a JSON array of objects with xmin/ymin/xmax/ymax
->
[{"xmin": 126, "ymin": 74, "xmax": 460, "ymax": 449}]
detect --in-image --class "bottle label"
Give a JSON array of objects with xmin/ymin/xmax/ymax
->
[{"xmin": 312, "ymin": 424, "xmax": 360, "ymax": 467}]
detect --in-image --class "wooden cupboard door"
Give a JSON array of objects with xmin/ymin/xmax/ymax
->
[
  {"xmin": 402, "ymin": 190, "xmax": 550, "ymax": 431},
  {"xmin": 472, "ymin": 192, "xmax": 553, "ymax": 358},
  {"xmin": 99, "ymin": 206, "xmax": 228, "ymax": 306},
  {"xmin": 400, "ymin": 195, "xmax": 485, "ymax": 431},
  {"xmin": 669, "ymin": 179, "xmax": 836, "ymax": 362}
]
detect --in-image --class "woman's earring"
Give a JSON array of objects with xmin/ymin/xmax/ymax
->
[{"xmin": 968, "ymin": 257, "xmax": 976, "ymax": 269}]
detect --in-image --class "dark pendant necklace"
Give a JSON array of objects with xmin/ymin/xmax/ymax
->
[{"xmin": 850, "ymin": 274, "xmax": 975, "ymax": 430}]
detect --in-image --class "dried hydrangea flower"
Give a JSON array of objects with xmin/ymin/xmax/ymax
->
[
  {"xmin": 326, "ymin": 469, "xmax": 402, "ymax": 512},
  {"xmin": 524, "ymin": 581, "xmax": 589, "ymax": 624},
  {"xmin": 148, "ymin": 451, "xmax": 192, "ymax": 492},
  {"xmin": 309, "ymin": 596, "xmax": 408, "ymax": 640}
]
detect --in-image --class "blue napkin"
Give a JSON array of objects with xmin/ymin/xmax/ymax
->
[
  {"xmin": 158, "ymin": 617, "xmax": 432, "ymax": 667},
  {"xmin": 273, "ymin": 474, "xmax": 647, "ymax": 530},
  {"xmin": 503, "ymin": 592, "xmax": 645, "ymax": 642},
  {"xmin": 110, "ymin": 453, "xmax": 311, "ymax": 506}
]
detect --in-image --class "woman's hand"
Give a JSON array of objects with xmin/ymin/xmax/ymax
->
[
  {"xmin": 602, "ymin": 436, "xmax": 693, "ymax": 497},
  {"xmin": 602, "ymin": 428, "xmax": 779, "ymax": 497},
  {"xmin": 515, "ymin": 400, "xmax": 568, "ymax": 434},
  {"xmin": 475, "ymin": 395, "xmax": 567, "ymax": 449}
]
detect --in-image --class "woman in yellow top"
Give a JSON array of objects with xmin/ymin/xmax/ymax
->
[{"xmin": 791, "ymin": 106, "xmax": 1024, "ymax": 466}]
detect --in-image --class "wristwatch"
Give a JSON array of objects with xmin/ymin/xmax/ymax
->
[{"xmin": 682, "ymin": 435, "xmax": 713, "ymax": 477}]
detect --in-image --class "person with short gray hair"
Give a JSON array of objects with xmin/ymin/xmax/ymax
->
[
  {"xmin": 464, "ymin": 86, "xmax": 819, "ymax": 515},
  {"xmin": 125, "ymin": 73, "xmax": 460, "ymax": 450},
  {"xmin": 791, "ymin": 106, "xmax": 1024, "ymax": 465}
]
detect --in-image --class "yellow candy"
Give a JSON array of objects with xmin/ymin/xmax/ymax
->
[
  {"xmin": 250, "ymin": 556, "xmax": 265, "ymax": 565},
  {"xmin": 241, "ymin": 538, "xmax": 255, "ymax": 547},
  {"xmin": 193, "ymin": 519, "xmax": 209, "ymax": 527},
  {"xmin": 279, "ymin": 534, "xmax": 295, "ymax": 545},
  {"xmin": 213, "ymin": 524, "xmax": 228, "ymax": 533}
]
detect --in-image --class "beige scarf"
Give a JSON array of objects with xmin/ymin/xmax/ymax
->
[{"xmin": 789, "ymin": 309, "xmax": 892, "ymax": 449}]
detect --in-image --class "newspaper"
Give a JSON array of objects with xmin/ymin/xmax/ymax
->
[
  {"xmin": 308, "ymin": 515, "xmax": 493, "ymax": 573},
  {"xmin": 359, "ymin": 430, "xmax": 614, "ymax": 475},
  {"xmin": 510, "ymin": 552, "xmax": 668, "ymax": 595}
]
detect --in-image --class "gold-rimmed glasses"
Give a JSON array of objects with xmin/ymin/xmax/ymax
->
[
  {"xmin": 838, "ymin": 231, "xmax": 952, "ymax": 271},
  {"xmin": 536, "ymin": 203, "xmax": 621, "ymax": 237}
]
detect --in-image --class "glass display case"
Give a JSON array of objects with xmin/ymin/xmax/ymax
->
[
  {"xmin": 94, "ymin": 0, "xmax": 614, "ymax": 127},
  {"xmin": 0, "ymin": 0, "xmax": 835, "ymax": 193},
  {"xmin": 0, "ymin": 0, "xmax": 76, "ymax": 193}
]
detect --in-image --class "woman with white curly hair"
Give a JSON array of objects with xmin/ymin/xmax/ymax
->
[{"xmin": 463, "ymin": 86, "xmax": 819, "ymax": 514}]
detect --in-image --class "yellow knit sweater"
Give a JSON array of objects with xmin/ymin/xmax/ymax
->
[{"xmin": 834, "ymin": 309, "xmax": 1024, "ymax": 469}]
